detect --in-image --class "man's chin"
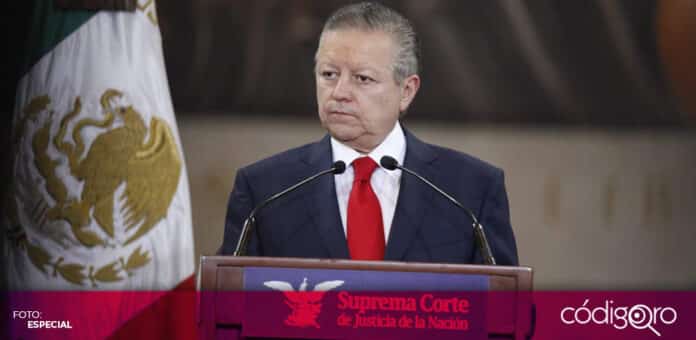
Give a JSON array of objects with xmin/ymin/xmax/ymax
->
[
  {"xmin": 326, "ymin": 128, "xmax": 380, "ymax": 153},
  {"xmin": 327, "ymin": 128, "xmax": 361, "ymax": 143}
]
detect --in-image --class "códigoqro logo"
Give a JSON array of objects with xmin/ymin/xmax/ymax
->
[{"xmin": 561, "ymin": 299, "xmax": 677, "ymax": 336}]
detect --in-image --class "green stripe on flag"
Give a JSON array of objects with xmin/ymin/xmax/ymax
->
[{"xmin": 21, "ymin": 1, "xmax": 97, "ymax": 76}]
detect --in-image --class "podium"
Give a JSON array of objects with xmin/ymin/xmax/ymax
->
[{"xmin": 199, "ymin": 256, "xmax": 533, "ymax": 340}]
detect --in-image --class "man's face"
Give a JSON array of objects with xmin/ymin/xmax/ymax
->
[{"xmin": 315, "ymin": 29, "xmax": 419, "ymax": 153}]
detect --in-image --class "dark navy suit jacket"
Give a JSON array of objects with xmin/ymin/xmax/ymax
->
[{"xmin": 219, "ymin": 129, "xmax": 518, "ymax": 265}]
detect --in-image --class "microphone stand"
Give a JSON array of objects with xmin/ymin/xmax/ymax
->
[{"xmin": 233, "ymin": 162, "xmax": 345, "ymax": 256}]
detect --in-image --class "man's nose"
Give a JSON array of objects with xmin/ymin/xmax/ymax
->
[{"xmin": 331, "ymin": 74, "xmax": 353, "ymax": 101}]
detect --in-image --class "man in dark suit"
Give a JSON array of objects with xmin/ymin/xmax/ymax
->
[{"xmin": 219, "ymin": 2, "xmax": 518, "ymax": 265}]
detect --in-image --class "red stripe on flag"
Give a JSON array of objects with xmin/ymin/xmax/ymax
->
[{"xmin": 108, "ymin": 275, "xmax": 196, "ymax": 340}]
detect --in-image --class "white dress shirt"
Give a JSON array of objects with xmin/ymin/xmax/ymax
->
[{"xmin": 331, "ymin": 122, "xmax": 406, "ymax": 244}]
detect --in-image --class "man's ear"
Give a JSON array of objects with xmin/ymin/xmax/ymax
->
[{"xmin": 399, "ymin": 74, "xmax": 420, "ymax": 112}]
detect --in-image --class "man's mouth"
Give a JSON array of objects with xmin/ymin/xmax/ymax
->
[{"xmin": 328, "ymin": 109, "xmax": 355, "ymax": 116}]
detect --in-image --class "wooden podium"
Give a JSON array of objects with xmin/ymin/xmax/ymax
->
[{"xmin": 198, "ymin": 256, "xmax": 533, "ymax": 340}]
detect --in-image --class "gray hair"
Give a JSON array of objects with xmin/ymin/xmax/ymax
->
[{"xmin": 318, "ymin": 2, "xmax": 420, "ymax": 84}]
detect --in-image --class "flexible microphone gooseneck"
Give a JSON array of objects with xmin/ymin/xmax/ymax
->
[
  {"xmin": 380, "ymin": 156, "xmax": 496, "ymax": 265},
  {"xmin": 233, "ymin": 161, "xmax": 346, "ymax": 256}
]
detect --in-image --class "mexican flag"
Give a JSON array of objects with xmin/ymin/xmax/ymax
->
[{"xmin": 4, "ymin": 1, "xmax": 195, "ymax": 338}]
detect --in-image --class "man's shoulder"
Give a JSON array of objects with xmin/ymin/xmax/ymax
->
[
  {"xmin": 407, "ymin": 131, "xmax": 503, "ymax": 180},
  {"xmin": 430, "ymin": 144, "xmax": 501, "ymax": 176},
  {"xmin": 413, "ymin": 139, "xmax": 506, "ymax": 201}
]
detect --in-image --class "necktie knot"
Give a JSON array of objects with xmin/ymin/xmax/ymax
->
[{"xmin": 352, "ymin": 157, "xmax": 378, "ymax": 182}]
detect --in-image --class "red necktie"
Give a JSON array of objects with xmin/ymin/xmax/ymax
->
[{"xmin": 347, "ymin": 157, "xmax": 385, "ymax": 260}]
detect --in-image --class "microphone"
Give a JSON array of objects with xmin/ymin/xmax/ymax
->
[
  {"xmin": 380, "ymin": 156, "xmax": 496, "ymax": 265},
  {"xmin": 233, "ymin": 161, "xmax": 346, "ymax": 256}
]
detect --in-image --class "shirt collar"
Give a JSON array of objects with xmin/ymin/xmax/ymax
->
[{"xmin": 331, "ymin": 121, "xmax": 406, "ymax": 170}]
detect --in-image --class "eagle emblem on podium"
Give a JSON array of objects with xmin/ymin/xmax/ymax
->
[{"xmin": 264, "ymin": 277, "xmax": 345, "ymax": 328}]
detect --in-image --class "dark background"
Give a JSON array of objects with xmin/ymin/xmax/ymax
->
[
  {"xmin": 4, "ymin": 1, "xmax": 694, "ymax": 126},
  {"xmin": 155, "ymin": 0, "xmax": 685, "ymax": 126}
]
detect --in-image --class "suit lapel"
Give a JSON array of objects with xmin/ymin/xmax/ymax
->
[
  {"xmin": 303, "ymin": 135, "xmax": 350, "ymax": 258},
  {"xmin": 385, "ymin": 129, "xmax": 438, "ymax": 261},
  {"xmin": 301, "ymin": 128, "xmax": 437, "ymax": 261}
]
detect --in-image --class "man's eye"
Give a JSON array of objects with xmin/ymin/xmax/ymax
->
[
  {"xmin": 355, "ymin": 75, "xmax": 373, "ymax": 83},
  {"xmin": 321, "ymin": 71, "xmax": 337, "ymax": 79}
]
